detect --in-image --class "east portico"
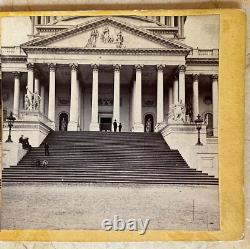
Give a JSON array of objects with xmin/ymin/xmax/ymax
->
[{"xmin": 16, "ymin": 16, "xmax": 191, "ymax": 132}]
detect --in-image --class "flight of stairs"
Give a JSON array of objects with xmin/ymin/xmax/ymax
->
[{"xmin": 2, "ymin": 131, "xmax": 219, "ymax": 185}]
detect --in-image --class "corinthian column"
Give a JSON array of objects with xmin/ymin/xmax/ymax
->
[
  {"xmin": 133, "ymin": 64, "xmax": 144, "ymax": 132},
  {"xmin": 27, "ymin": 63, "xmax": 34, "ymax": 97},
  {"xmin": 178, "ymin": 65, "xmax": 186, "ymax": 105},
  {"xmin": 113, "ymin": 64, "xmax": 121, "ymax": 123},
  {"xmin": 48, "ymin": 63, "xmax": 56, "ymax": 129},
  {"xmin": 156, "ymin": 64, "xmax": 165, "ymax": 125},
  {"xmin": 89, "ymin": 64, "xmax": 99, "ymax": 131},
  {"xmin": 13, "ymin": 72, "xmax": 21, "ymax": 116},
  {"xmin": 68, "ymin": 63, "xmax": 79, "ymax": 131},
  {"xmin": 173, "ymin": 74, "xmax": 179, "ymax": 105},
  {"xmin": 211, "ymin": 74, "xmax": 218, "ymax": 137},
  {"xmin": 192, "ymin": 74, "xmax": 199, "ymax": 119}
]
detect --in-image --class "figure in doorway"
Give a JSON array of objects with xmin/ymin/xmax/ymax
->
[
  {"xmin": 113, "ymin": 119, "xmax": 118, "ymax": 132},
  {"xmin": 145, "ymin": 118, "xmax": 152, "ymax": 133},
  {"xmin": 61, "ymin": 117, "xmax": 67, "ymax": 131},
  {"xmin": 44, "ymin": 142, "xmax": 50, "ymax": 156},
  {"xmin": 118, "ymin": 123, "xmax": 122, "ymax": 132}
]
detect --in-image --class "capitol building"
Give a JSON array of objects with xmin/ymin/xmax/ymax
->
[{"xmin": 1, "ymin": 15, "xmax": 219, "ymax": 179}]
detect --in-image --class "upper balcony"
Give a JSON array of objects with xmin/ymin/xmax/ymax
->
[
  {"xmin": 187, "ymin": 48, "xmax": 219, "ymax": 59},
  {"xmin": 1, "ymin": 46, "xmax": 26, "ymax": 56}
]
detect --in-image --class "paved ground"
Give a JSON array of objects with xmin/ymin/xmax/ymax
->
[{"xmin": 0, "ymin": 183, "xmax": 219, "ymax": 231}]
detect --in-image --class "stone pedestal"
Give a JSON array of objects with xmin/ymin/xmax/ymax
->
[
  {"xmin": 161, "ymin": 124, "xmax": 218, "ymax": 177},
  {"xmin": 3, "ymin": 142, "xmax": 27, "ymax": 168}
]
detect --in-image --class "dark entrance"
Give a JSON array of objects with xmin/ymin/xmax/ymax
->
[
  {"xmin": 100, "ymin": 117, "xmax": 112, "ymax": 131},
  {"xmin": 59, "ymin": 112, "xmax": 69, "ymax": 131},
  {"xmin": 144, "ymin": 114, "xmax": 154, "ymax": 132}
]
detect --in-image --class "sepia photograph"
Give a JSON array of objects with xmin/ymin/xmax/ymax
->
[{"xmin": 0, "ymin": 14, "xmax": 219, "ymax": 231}]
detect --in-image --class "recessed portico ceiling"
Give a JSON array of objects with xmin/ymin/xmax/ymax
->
[{"xmin": 21, "ymin": 16, "xmax": 192, "ymax": 55}]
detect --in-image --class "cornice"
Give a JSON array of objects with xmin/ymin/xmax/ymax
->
[
  {"xmin": 186, "ymin": 58, "xmax": 219, "ymax": 65},
  {"xmin": 1, "ymin": 55, "xmax": 27, "ymax": 63},
  {"xmin": 23, "ymin": 46, "xmax": 189, "ymax": 56}
]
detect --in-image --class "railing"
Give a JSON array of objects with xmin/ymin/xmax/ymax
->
[
  {"xmin": 188, "ymin": 48, "xmax": 219, "ymax": 58},
  {"xmin": 1, "ymin": 46, "xmax": 26, "ymax": 56}
]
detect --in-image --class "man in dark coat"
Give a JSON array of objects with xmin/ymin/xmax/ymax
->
[
  {"xmin": 44, "ymin": 142, "xmax": 50, "ymax": 156},
  {"xmin": 113, "ymin": 119, "xmax": 117, "ymax": 132}
]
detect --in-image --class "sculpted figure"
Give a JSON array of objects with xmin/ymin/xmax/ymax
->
[
  {"xmin": 61, "ymin": 117, "xmax": 67, "ymax": 131},
  {"xmin": 86, "ymin": 29, "xmax": 99, "ymax": 48},
  {"xmin": 145, "ymin": 118, "xmax": 152, "ymax": 132},
  {"xmin": 168, "ymin": 100, "xmax": 186, "ymax": 124},
  {"xmin": 116, "ymin": 30, "xmax": 124, "ymax": 48}
]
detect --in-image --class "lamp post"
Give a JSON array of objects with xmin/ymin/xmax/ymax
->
[
  {"xmin": 195, "ymin": 114, "xmax": 203, "ymax": 146},
  {"xmin": 5, "ymin": 112, "xmax": 16, "ymax": 143}
]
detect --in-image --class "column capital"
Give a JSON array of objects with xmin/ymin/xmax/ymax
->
[
  {"xmin": 156, "ymin": 64, "xmax": 165, "ymax": 72},
  {"xmin": 211, "ymin": 74, "xmax": 218, "ymax": 80},
  {"xmin": 113, "ymin": 64, "xmax": 121, "ymax": 71},
  {"xmin": 135, "ymin": 64, "xmax": 143, "ymax": 72},
  {"xmin": 70, "ymin": 63, "xmax": 78, "ymax": 71},
  {"xmin": 48, "ymin": 63, "xmax": 56, "ymax": 71},
  {"xmin": 192, "ymin": 74, "xmax": 200, "ymax": 81},
  {"xmin": 91, "ymin": 64, "xmax": 99, "ymax": 71},
  {"xmin": 13, "ymin": 71, "xmax": 21, "ymax": 79},
  {"xmin": 27, "ymin": 63, "xmax": 34, "ymax": 71},
  {"xmin": 178, "ymin": 65, "xmax": 186, "ymax": 73}
]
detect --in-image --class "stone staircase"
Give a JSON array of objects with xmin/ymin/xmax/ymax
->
[{"xmin": 2, "ymin": 131, "xmax": 219, "ymax": 185}]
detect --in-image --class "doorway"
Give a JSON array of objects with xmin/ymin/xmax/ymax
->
[
  {"xmin": 59, "ymin": 112, "xmax": 69, "ymax": 131},
  {"xmin": 204, "ymin": 112, "xmax": 213, "ymax": 137},
  {"xmin": 100, "ymin": 117, "xmax": 112, "ymax": 132},
  {"xmin": 144, "ymin": 114, "xmax": 154, "ymax": 132}
]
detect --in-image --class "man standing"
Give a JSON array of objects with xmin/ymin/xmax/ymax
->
[
  {"xmin": 118, "ymin": 123, "xmax": 122, "ymax": 132},
  {"xmin": 44, "ymin": 142, "xmax": 50, "ymax": 156},
  {"xmin": 113, "ymin": 119, "xmax": 117, "ymax": 132}
]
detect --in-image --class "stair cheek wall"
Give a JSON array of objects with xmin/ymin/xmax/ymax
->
[{"xmin": 2, "ymin": 131, "xmax": 219, "ymax": 185}]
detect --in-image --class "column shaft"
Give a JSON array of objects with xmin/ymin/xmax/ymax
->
[
  {"xmin": 48, "ymin": 63, "xmax": 56, "ymax": 128},
  {"xmin": 113, "ymin": 64, "xmax": 121, "ymax": 123},
  {"xmin": 34, "ymin": 73, "xmax": 40, "ymax": 94},
  {"xmin": 68, "ymin": 64, "xmax": 79, "ymax": 131},
  {"xmin": 192, "ymin": 74, "xmax": 199, "ymax": 119},
  {"xmin": 156, "ymin": 65, "xmax": 164, "ymax": 124},
  {"xmin": 27, "ymin": 63, "xmax": 34, "ymax": 95},
  {"xmin": 173, "ymin": 75, "xmax": 179, "ymax": 104},
  {"xmin": 40, "ymin": 85, "xmax": 45, "ymax": 114},
  {"xmin": 13, "ymin": 72, "xmax": 21, "ymax": 116},
  {"xmin": 212, "ymin": 75, "xmax": 218, "ymax": 137},
  {"xmin": 168, "ymin": 86, "xmax": 173, "ymax": 108},
  {"xmin": 133, "ymin": 65, "xmax": 144, "ymax": 132},
  {"xmin": 178, "ymin": 65, "xmax": 186, "ymax": 105},
  {"xmin": 89, "ymin": 64, "xmax": 99, "ymax": 131}
]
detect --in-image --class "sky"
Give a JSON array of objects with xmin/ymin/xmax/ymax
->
[{"xmin": 1, "ymin": 15, "xmax": 219, "ymax": 49}]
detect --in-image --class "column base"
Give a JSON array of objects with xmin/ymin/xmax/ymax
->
[
  {"xmin": 132, "ymin": 123, "xmax": 144, "ymax": 132},
  {"xmin": 68, "ymin": 121, "xmax": 78, "ymax": 131},
  {"xmin": 89, "ymin": 122, "xmax": 100, "ymax": 131}
]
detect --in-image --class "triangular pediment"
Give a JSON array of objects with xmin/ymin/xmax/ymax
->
[{"xmin": 22, "ymin": 17, "xmax": 191, "ymax": 53}]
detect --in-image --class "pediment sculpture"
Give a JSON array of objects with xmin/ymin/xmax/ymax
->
[
  {"xmin": 85, "ymin": 26, "xmax": 125, "ymax": 48},
  {"xmin": 168, "ymin": 100, "xmax": 186, "ymax": 124}
]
